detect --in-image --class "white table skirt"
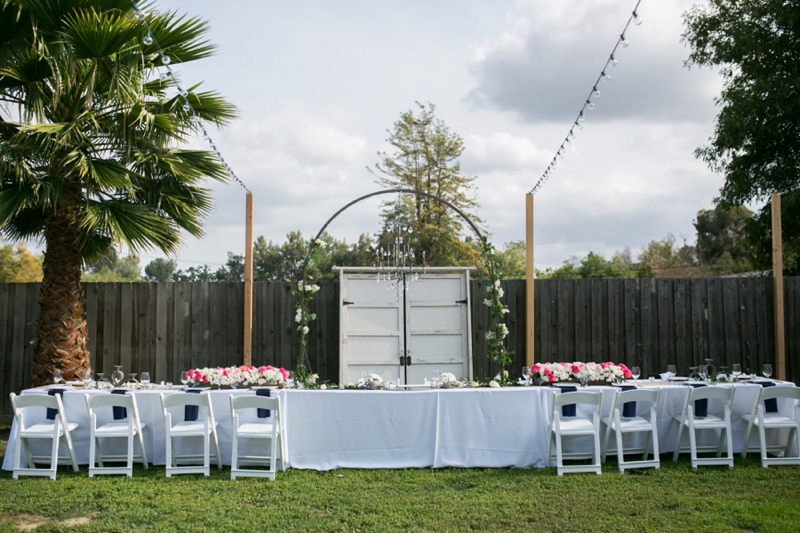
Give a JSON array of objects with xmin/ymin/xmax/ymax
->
[{"xmin": 3, "ymin": 382, "xmax": 797, "ymax": 471}]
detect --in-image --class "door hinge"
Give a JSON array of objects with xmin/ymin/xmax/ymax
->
[
  {"xmin": 343, "ymin": 300, "xmax": 354, "ymax": 306},
  {"xmin": 456, "ymin": 299, "xmax": 468, "ymax": 304}
]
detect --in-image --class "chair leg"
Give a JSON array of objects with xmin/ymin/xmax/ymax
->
[
  {"xmin": 601, "ymin": 421, "xmax": 613, "ymax": 464},
  {"xmin": 96, "ymin": 437, "xmax": 105, "ymax": 468},
  {"xmin": 13, "ymin": 432, "xmax": 23, "ymax": 480},
  {"xmin": 688, "ymin": 421, "xmax": 698, "ymax": 470},
  {"xmin": 64, "ymin": 431, "xmax": 79, "ymax": 473},
  {"xmin": 555, "ymin": 432, "xmax": 564, "ymax": 475},
  {"xmin": 138, "ymin": 429, "xmax": 149, "ymax": 469},
  {"xmin": 165, "ymin": 432, "xmax": 173, "ymax": 477},
  {"xmin": 547, "ymin": 430, "xmax": 554, "ymax": 469},
  {"xmin": 673, "ymin": 421, "xmax": 684, "ymax": 463},
  {"xmin": 88, "ymin": 432, "xmax": 96, "ymax": 477},
  {"xmin": 127, "ymin": 432, "xmax": 135, "ymax": 478},
  {"xmin": 593, "ymin": 424, "xmax": 602, "ymax": 475},
  {"xmin": 20, "ymin": 437, "xmax": 35, "ymax": 473},
  {"xmin": 615, "ymin": 426, "xmax": 625, "ymax": 473},
  {"xmin": 726, "ymin": 425, "xmax": 734, "ymax": 468},
  {"xmin": 643, "ymin": 432, "xmax": 653, "ymax": 462},
  {"xmin": 231, "ymin": 430, "xmax": 239, "ymax": 481},
  {"xmin": 786, "ymin": 427, "xmax": 798, "ymax": 459},
  {"xmin": 742, "ymin": 419, "xmax": 754, "ymax": 459},
  {"xmin": 203, "ymin": 430, "xmax": 211, "ymax": 478},
  {"xmin": 716, "ymin": 428, "xmax": 726, "ymax": 458},
  {"xmin": 758, "ymin": 422, "xmax": 769, "ymax": 467},
  {"xmin": 50, "ymin": 431, "xmax": 61, "ymax": 480}
]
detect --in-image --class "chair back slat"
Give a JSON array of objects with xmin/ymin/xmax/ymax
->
[
  {"xmin": 230, "ymin": 395, "xmax": 279, "ymax": 412},
  {"xmin": 10, "ymin": 392, "xmax": 58, "ymax": 410},
  {"xmin": 688, "ymin": 385, "xmax": 734, "ymax": 402},
  {"xmin": 552, "ymin": 391, "xmax": 602, "ymax": 407},
  {"xmin": 161, "ymin": 392, "xmax": 210, "ymax": 408},
  {"xmin": 86, "ymin": 393, "xmax": 134, "ymax": 409},
  {"xmin": 613, "ymin": 388, "xmax": 659, "ymax": 407},
  {"xmin": 758, "ymin": 386, "xmax": 800, "ymax": 402}
]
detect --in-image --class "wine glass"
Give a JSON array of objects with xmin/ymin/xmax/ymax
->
[
  {"xmin": 82, "ymin": 368, "xmax": 93, "ymax": 388},
  {"xmin": 762, "ymin": 364, "xmax": 772, "ymax": 379},
  {"xmin": 731, "ymin": 364, "xmax": 742, "ymax": 380},
  {"xmin": 522, "ymin": 366, "xmax": 531, "ymax": 386},
  {"xmin": 666, "ymin": 365, "xmax": 676, "ymax": 382},
  {"xmin": 631, "ymin": 366, "xmax": 641, "ymax": 381},
  {"xmin": 53, "ymin": 368, "xmax": 62, "ymax": 385},
  {"xmin": 140, "ymin": 372, "xmax": 151, "ymax": 388},
  {"xmin": 180, "ymin": 371, "xmax": 190, "ymax": 388},
  {"xmin": 431, "ymin": 370, "xmax": 440, "ymax": 389},
  {"xmin": 698, "ymin": 365, "xmax": 708, "ymax": 381}
]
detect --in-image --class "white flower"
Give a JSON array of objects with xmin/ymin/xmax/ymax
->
[
  {"xmin": 320, "ymin": 384, "xmax": 327, "ymax": 390},
  {"xmin": 483, "ymin": 298, "xmax": 492, "ymax": 306},
  {"xmin": 441, "ymin": 372, "xmax": 457, "ymax": 384},
  {"xmin": 486, "ymin": 331, "xmax": 496, "ymax": 341},
  {"xmin": 470, "ymin": 381, "xmax": 479, "ymax": 388},
  {"xmin": 302, "ymin": 326, "xmax": 309, "ymax": 335},
  {"xmin": 497, "ymin": 287, "xmax": 504, "ymax": 298},
  {"xmin": 489, "ymin": 380, "xmax": 500, "ymax": 388},
  {"xmin": 494, "ymin": 279, "xmax": 501, "ymax": 289},
  {"xmin": 367, "ymin": 373, "xmax": 382, "ymax": 383},
  {"xmin": 501, "ymin": 308, "xmax": 509, "ymax": 314},
  {"xmin": 315, "ymin": 239, "xmax": 327, "ymax": 249}
]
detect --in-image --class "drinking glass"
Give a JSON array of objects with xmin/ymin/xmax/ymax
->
[
  {"xmin": 698, "ymin": 365, "xmax": 708, "ymax": 381},
  {"xmin": 180, "ymin": 371, "xmax": 190, "ymax": 387},
  {"xmin": 666, "ymin": 365, "xmax": 676, "ymax": 381},
  {"xmin": 53, "ymin": 368, "xmax": 62, "ymax": 385},
  {"xmin": 762, "ymin": 364, "xmax": 772, "ymax": 379},
  {"xmin": 82, "ymin": 368, "xmax": 93, "ymax": 388},
  {"xmin": 631, "ymin": 366, "xmax": 641, "ymax": 381},
  {"xmin": 731, "ymin": 364, "xmax": 742, "ymax": 380},
  {"xmin": 140, "ymin": 372, "xmax": 151, "ymax": 387},
  {"xmin": 431, "ymin": 370, "xmax": 439, "ymax": 389},
  {"xmin": 522, "ymin": 366, "xmax": 531, "ymax": 386}
]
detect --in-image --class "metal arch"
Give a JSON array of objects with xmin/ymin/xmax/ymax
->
[{"xmin": 312, "ymin": 188, "xmax": 485, "ymax": 243}]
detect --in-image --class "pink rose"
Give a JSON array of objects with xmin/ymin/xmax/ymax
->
[
  {"xmin": 258, "ymin": 366, "xmax": 267, "ymax": 373},
  {"xmin": 623, "ymin": 369, "xmax": 632, "ymax": 378},
  {"xmin": 532, "ymin": 364, "xmax": 540, "ymax": 374},
  {"xmin": 223, "ymin": 370, "xmax": 229, "ymax": 377},
  {"xmin": 544, "ymin": 368, "xmax": 552, "ymax": 375},
  {"xmin": 202, "ymin": 377, "xmax": 208, "ymax": 383},
  {"xmin": 571, "ymin": 364, "xmax": 580, "ymax": 374},
  {"xmin": 549, "ymin": 375, "xmax": 556, "ymax": 383},
  {"xmin": 279, "ymin": 368, "xmax": 289, "ymax": 380}
]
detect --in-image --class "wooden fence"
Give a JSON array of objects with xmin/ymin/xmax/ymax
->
[{"xmin": 1, "ymin": 278, "xmax": 798, "ymax": 420}]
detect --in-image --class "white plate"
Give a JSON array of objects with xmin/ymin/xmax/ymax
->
[{"xmin": 670, "ymin": 376, "xmax": 689, "ymax": 382}]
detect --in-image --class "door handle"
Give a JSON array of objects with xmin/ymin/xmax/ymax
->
[
  {"xmin": 343, "ymin": 300, "xmax": 354, "ymax": 306},
  {"xmin": 456, "ymin": 299, "xmax": 468, "ymax": 304}
]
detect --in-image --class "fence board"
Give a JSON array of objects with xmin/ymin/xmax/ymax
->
[{"xmin": 2, "ymin": 277, "xmax": 798, "ymax": 421}]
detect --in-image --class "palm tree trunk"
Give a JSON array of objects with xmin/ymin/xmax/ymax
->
[{"xmin": 30, "ymin": 206, "xmax": 89, "ymax": 386}]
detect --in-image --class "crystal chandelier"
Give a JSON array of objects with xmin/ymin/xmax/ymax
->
[{"xmin": 374, "ymin": 223, "xmax": 426, "ymax": 292}]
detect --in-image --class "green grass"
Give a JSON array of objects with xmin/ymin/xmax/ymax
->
[{"xmin": 0, "ymin": 425, "xmax": 798, "ymax": 532}]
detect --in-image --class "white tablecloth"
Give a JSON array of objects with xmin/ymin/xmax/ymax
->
[{"xmin": 3, "ymin": 382, "xmax": 797, "ymax": 471}]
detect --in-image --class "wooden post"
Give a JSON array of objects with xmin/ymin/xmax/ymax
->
[
  {"xmin": 243, "ymin": 193, "xmax": 254, "ymax": 366},
  {"xmin": 771, "ymin": 192, "xmax": 785, "ymax": 381},
  {"xmin": 525, "ymin": 193, "xmax": 535, "ymax": 367}
]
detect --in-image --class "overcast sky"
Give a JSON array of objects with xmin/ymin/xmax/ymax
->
[{"xmin": 135, "ymin": 0, "xmax": 726, "ymax": 271}]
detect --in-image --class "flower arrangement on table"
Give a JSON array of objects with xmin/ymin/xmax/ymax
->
[
  {"xmin": 531, "ymin": 362, "xmax": 632, "ymax": 385},
  {"xmin": 186, "ymin": 365, "xmax": 289, "ymax": 388}
]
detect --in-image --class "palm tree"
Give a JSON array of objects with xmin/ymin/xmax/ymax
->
[{"xmin": 0, "ymin": 1, "xmax": 236, "ymax": 385}]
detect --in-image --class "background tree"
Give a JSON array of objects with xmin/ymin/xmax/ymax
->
[
  {"xmin": 638, "ymin": 234, "xmax": 705, "ymax": 278},
  {"xmin": 492, "ymin": 241, "xmax": 526, "ymax": 279},
  {"xmin": 144, "ymin": 258, "xmax": 177, "ymax": 282},
  {"xmin": 683, "ymin": 0, "xmax": 800, "ymax": 274},
  {"xmin": 0, "ymin": 1, "xmax": 235, "ymax": 384},
  {"xmin": 0, "ymin": 242, "xmax": 42, "ymax": 282},
  {"xmin": 694, "ymin": 204, "xmax": 754, "ymax": 274},
  {"xmin": 83, "ymin": 250, "xmax": 142, "ymax": 282},
  {"xmin": 538, "ymin": 252, "xmax": 639, "ymax": 279},
  {"xmin": 370, "ymin": 103, "xmax": 483, "ymax": 268}
]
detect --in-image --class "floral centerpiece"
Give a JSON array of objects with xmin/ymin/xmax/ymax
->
[
  {"xmin": 186, "ymin": 365, "xmax": 289, "ymax": 388},
  {"xmin": 440, "ymin": 372, "xmax": 458, "ymax": 388},
  {"xmin": 531, "ymin": 362, "xmax": 632, "ymax": 385}
]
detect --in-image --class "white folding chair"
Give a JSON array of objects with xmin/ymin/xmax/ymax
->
[
  {"xmin": 672, "ymin": 385, "xmax": 735, "ymax": 469},
  {"xmin": 9, "ymin": 392, "xmax": 79, "ymax": 480},
  {"xmin": 160, "ymin": 392, "xmax": 222, "ymax": 477},
  {"xmin": 601, "ymin": 388, "xmax": 661, "ymax": 473},
  {"xmin": 547, "ymin": 391, "xmax": 603, "ymax": 475},
  {"xmin": 741, "ymin": 386, "xmax": 800, "ymax": 467},
  {"xmin": 85, "ymin": 393, "xmax": 148, "ymax": 478},
  {"xmin": 229, "ymin": 394, "xmax": 284, "ymax": 480}
]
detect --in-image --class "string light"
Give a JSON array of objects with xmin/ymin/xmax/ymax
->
[
  {"xmin": 529, "ymin": 0, "xmax": 642, "ymax": 196},
  {"xmin": 129, "ymin": 1, "xmax": 251, "ymax": 194}
]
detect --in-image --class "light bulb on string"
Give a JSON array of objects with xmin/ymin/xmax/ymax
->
[
  {"xmin": 575, "ymin": 119, "xmax": 584, "ymax": 130},
  {"xmin": 610, "ymin": 54, "xmax": 618, "ymax": 67},
  {"xmin": 133, "ymin": 8, "xmax": 145, "ymax": 21},
  {"xmin": 180, "ymin": 88, "xmax": 188, "ymax": 97},
  {"xmin": 592, "ymin": 86, "xmax": 600, "ymax": 98},
  {"xmin": 143, "ymin": 32, "xmax": 153, "ymax": 46},
  {"xmin": 586, "ymin": 99, "xmax": 595, "ymax": 110},
  {"xmin": 602, "ymin": 70, "xmax": 611, "ymax": 83},
  {"xmin": 621, "ymin": 34, "xmax": 629, "ymax": 48},
  {"xmin": 161, "ymin": 54, "xmax": 171, "ymax": 65},
  {"xmin": 159, "ymin": 71, "xmax": 169, "ymax": 82},
  {"xmin": 577, "ymin": 111, "xmax": 585, "ymax": 123},
  {"xmin": 182, "ymin": 103, "xmax": 191, "ymax": 112},
  {"xmin": 633, "ymin": 11, "xmax": 642, "ymax": 25}
]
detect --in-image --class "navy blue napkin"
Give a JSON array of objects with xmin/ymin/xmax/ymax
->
[
  {"xmin": 111, "ymin": 389, "xmax": 127, "ymax": 419},
  {"xmin": 617, "ymin": 385, "xmax": 637, "ymax": 417},
  {"xmin": 184, "ymin": 389, "xmax": 202, "ymax": 421},
  {"xmin": 560, "ymin": 386, "xmax": 577, "ymax": 417},
  {"xmin": 46, "ymin": 389, "xmax": 65, "ymax": 420},
  {"xmin": 686, "ymin": 383, "xmax": 708, "ymax": 418},
  {"xmin": 255, "ymin": 389, "xmax": 271, "ymax": 418},
  {"xmin": 756, "ymin": 381, "xmax": 779, "ymax": 413}
]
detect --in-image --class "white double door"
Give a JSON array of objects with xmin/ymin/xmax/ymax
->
[{"xmin": 339, "ymin": 271, "xmax": 472, "ymax": 385}]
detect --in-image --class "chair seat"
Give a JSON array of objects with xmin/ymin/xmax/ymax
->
[
  {"xmin": 557, "ymin": 418, "xmax": 596, "ymax": 434},
  {"xmin": 602, "ymin": 416, "xmax": 653, "ymax": 430},
  {"xmin": 170, "ymin": 420, "xmax": 219, "ymax": 435},
  {"xmin": 20, "ymin": 422, "xmax": 79, "ymax": 437},
  {"xmin": 95, "ymin": 421, "xmax": 146, "ymax": 435},
  {"xmin": 741, "ymin": 413, "xmax": 797, "ymax": 428},
  {"xmin": 673, "ymin": 413, "xmax": 727, "ymax": 428},
  {"xmin": 236, "ymin": 423, "xmax": 279, "ymax": 437}
]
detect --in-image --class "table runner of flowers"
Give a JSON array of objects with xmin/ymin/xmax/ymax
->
[
  {"xmin": 531, "ymin": 362, "xmax": 632, "ymax": 384},
  {"xmin": 187, "ymin": 365, "xmax": 289, "ymax": 387}
]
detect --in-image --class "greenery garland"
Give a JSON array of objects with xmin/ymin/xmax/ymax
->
[{"xmin": 292, "ymin": 238, "xmax": 326, "ymax": 380}]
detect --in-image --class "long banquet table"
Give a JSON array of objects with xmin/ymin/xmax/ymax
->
[{"xmin": 3, "ymin": 381, "xmax": 797, "ymax": 472}]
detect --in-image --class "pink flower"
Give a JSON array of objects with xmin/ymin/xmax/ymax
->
[
  {"xmin": 258, "ymin": 366, "xmax": 267, "ymax": 373},
  {"xmin": 623, "ymin": 369, "xmax": 632, "ymax": 378},
  {"xmin": 532, "ymin": 364, "xmax": 540, "ymax": 374},
  {"xmin": 571, "ymin": 364, "xmax": 580, "ymax": 374},
  {"xmin": 202, "ymin": 377, "xmax": 208, "ymax": 383},
  {"xmin": 544, "ymin": 368, "xmax": 552, "ymax": 376},
  {"xmin": 279, "ymin": 368, "xmax": 289, "ymax": 380},
  {"xmin": 548, "ymin": 375, "xmax": 556, "ymax": 383},
  {"xmin": 222, "ymin": 370, "xmax": 229, "ymax": 377}
]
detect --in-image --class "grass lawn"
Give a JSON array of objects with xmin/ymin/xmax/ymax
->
[{"xmin": 1, "ymin": 425, "xmax": 799, "ymax": 532}]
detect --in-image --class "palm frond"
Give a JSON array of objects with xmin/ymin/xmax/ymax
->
[
  {"xmin": 63, "ymin": 8, "xmax": 140, "ymax": 59},
  {"xmin": 79, "ymin": 198, "xmax": 181, "ymax": 254},
  {"xmin": 145, "ymin": 9, "xmax": 215, "ymax": 65}
]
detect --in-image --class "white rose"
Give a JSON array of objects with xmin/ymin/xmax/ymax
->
[
  {"xmin": 302, "ymin": 326, "xmax": 309, "ymax": 334},
  {"xmin": 497, "ymin": 288, "xmax": 504, "ymax": 298},
  {"xmin": 471, "ymin": 381, "xmax": 479, "ymax": 388},
  {"xmin": 489, "ymin": 380, "xmax": 500, "ymax": 388},
  {"xmin": 494, "ymin": 279, "xmax": 501, "ymax": 289},
  {"xmin": 320, "ymin": 384, "xmax": 327, "ymax": 390}
]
